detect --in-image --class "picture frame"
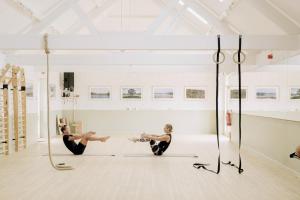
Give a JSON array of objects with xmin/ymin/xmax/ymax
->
[
  {"xmin": 121, "ymin": 87, "xmax": 142, "ymax": 100},
  {"xmin": 153, "ymin": 87, "xmax": 174, "ymax": 100},
  {"xmin": 289, "ymin": 87, "xmax": 300, "ymax": 100},
  {"xmin": 184, "ymin": 87, "xmax": 206, "ymax": 100},
  {"xmin": 229, "ymin": 87, "xmax": 248, "ymax": 101},
  {"xmin": 89, "ymin": 86, "xmax": 111, "ymax": 100},
  {"xmin": 255, "ymin": 87, "xmax": 279, "ymax": 100}
]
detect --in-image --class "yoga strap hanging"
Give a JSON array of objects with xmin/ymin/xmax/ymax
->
[
  {"xmin": 193, "ymin": 35, "xmax": 221, "ymax": 174},
  {"xmin": 222, "ymin": 35, "xmax": 244, "ymax": 174}
]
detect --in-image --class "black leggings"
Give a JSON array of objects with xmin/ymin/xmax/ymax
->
[
  {"xmin": 150, "ymin": 140, "xmax": 163, "ymax": 156},
  {"xmin": 72, "ymin": 142, "xmax": 86, "ymax": 155}
]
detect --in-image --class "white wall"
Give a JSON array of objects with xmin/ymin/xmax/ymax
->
[
  {"xmin": 0, "ymin": 53, "xmax": 5, "ymax": 67},
  {"xmin": 58, "ymin": 70, "xmax": 225, "ymax": 135},
  {"xmin": 227, "ymin": 71, "xmax": 300, "ymax": 121},
  {"xmin": 2, "ymin": 64, "xmax": 225, "ymax": 147},
  {"xmin": 22, "ymin": 70, "xmax": 63, "ymax": 145},
  {"xmin": 25, "ymin": 71, "xmax": 64, "ymax": 114},
  {"xmin": 228, "ymin": 69, "xmax": 300, "ymax": 174},
  {"xmin": 62, "ymin": 71, "xmax": 222, "ymax": 110}
]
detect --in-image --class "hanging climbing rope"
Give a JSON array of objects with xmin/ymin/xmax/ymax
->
[{"xmin": 44, "ymin": 34, "xmax": 73, "ymax": 170}]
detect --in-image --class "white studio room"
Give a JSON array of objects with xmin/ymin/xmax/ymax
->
[{"xmin": 0, "ymin": 0, "xmax": 300, "ymax": 200}]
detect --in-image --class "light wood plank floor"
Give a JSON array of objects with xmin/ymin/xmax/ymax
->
[{"xmin": 0, "ymin": 134, "xmax": 299, "ymax": 200}]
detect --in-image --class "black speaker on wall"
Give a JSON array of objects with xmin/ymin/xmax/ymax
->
[{"xmin": 63, "ymin": 72, "xmax": 74, "ymax": 92}]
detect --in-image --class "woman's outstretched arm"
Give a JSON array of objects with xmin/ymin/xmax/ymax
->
[{"xmin": 143, "ymin": 134, "xmax": 170, "ymax": 142}]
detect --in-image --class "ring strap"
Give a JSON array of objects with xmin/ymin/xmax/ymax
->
[
  {"xmin": 193, "ymin": 35, "xmax": 221, "ymax": 174},
  {"xmin": 222, "ymin": 35, "xmax": 244, "ymax": 174}
]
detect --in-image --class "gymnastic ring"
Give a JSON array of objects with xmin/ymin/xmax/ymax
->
[
  {"xmin": 232, "ymin": 51, "xmax": 246, "ymax": 64},
  {"xmin": 212, "ymin": 51, "xmax": 225, "ymax": 64}
]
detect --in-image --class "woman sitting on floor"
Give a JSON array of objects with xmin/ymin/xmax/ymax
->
[
  {"xmin": 61, "ymin": 125, "xmax": 110, "ymax": 155},
  {"xmin": 129, "ymin": 124, "xmax": 173, "ymax": 156},
  {"xmin": 290, "ymin": 146, "xmax": 300, "ymax": 158}
]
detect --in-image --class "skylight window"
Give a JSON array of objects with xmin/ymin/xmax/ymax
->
[
  {"xmin": 178, "ymin": 0, "xmax": 185, "ymax": 6},
  {"xmin": 186, "ymin": 7, "xmax": 208, "ymax": 25}
]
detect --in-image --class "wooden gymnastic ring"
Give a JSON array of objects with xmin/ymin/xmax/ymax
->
[
  {"xmin": 212, "ymin": 51, "xmax": 225, "ymax": 64},
  {"xmin": 233, "ymin": 51, "xmax": 246, "ymax": 64}
]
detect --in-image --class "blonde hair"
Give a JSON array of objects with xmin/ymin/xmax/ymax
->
[{"xmin": 165, "ymin": 124, "xmax": 173, "ymax": 132}]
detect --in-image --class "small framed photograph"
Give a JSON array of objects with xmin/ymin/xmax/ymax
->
[
  {"xmin": 50, "ymin": 84, "xmax": 56, "ymax": 98},
  {"xmin": 256, "ymin": 87, "xmax": 279, "ymax": 100},
  {"xmin": 121, "ymin": 87, "xmax": 142, "ymax": 100},
  {"xmin": 26, "ymin": 83, "xmax": 34, "ymax": 98},
  {"xmin": 229, "ymin": 87, "xmax": 247, "ymax": 100},
  {"xmin": 185, "ymin": 87, "xmax": 206, "ymax": 100},
  {"xmin": 289, "ymin": 87, "xmax": 300, "ymax": 100},
  {"xmin": 89, "ymin": 87, "xmax": 111, "ymax": 100},
  {"xmin": 153, "ymin": 87, "xmax": 174, "ymax": 100}
]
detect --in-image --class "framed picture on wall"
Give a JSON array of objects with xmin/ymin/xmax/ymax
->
[
  {"xmin": 26, "ymin": 83, "xmax": 34, "ymax": 98},
  {"xmin": 289, "ymin": 87, "xmax": 300, "ymax": 100},
  {"xmin": 50, "ymin": 84, "xmax": 56, "ymax": 98},
  {"xmin": 185, "ymin": 87, "xmax": 206, "ymax": 100},
  {"xmin": 121, "ymin": 87, "xmax": 142, "ymax": 100},
  {"xmin": 153, "ymin": 87, "xmax": 174, "ymax": 100},
  {"xmin": 255, "ymin": 87, "xmax": 279, "ymax": 100},
  {"xmin": 229, "ymin": 87, "xmax": 247, "ymax": 100},
  {"xmin": 89, "ymin": 87, "xmax": 111, "ymax": 100}
]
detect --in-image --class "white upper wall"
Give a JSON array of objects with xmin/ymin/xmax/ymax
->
[
  {"xmin": 24, "ymin": 71, "xmax": 64, "ymax": 113},
  {"xmin": 20, "ymin": 65, "xmax": 225, "ymax": 112},
  {"xmin": 0, "ymin": 53, "xmax": 5, "ymax": 67},
  {"xmin": 228, "ymin": 71, "xmax": 300, "ymax": 112},
  {"xmin": 58, "ymin": 70, "xmax": 224, "ymax": 111}
]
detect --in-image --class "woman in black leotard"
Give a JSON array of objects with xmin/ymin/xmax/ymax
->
[
  {"xmin": 61, "ymin": 125, "xmax": 110, "ymax": 155},
  {"xmin": 129, "ymin": 124, "xmax": 173, "ymax": 156}
]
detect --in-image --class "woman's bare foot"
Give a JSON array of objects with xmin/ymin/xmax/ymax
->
[
  {"xmin": 141, "ymin": 133, "xmax": 147, "ymax": 138},
  {"xmin": 100, "ymin": 136, "xmax": 110, "ymax": 142}
]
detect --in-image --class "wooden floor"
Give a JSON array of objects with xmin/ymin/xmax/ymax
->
[{"xmin": 0, "ymin": 134, "xmax": 299, "ymax": 200}]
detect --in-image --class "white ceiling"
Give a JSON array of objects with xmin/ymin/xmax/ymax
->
[
  {"xmin": 0, "ymin": 0, "xmax": 299, "ymax": 35},
  {"xmin": 0, "ymin": 0, "xmax": 300, "ymax": 72}
]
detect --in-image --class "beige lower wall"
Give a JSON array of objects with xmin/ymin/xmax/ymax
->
[
  {"xmin": 7, "ymin": 111, "xmax": 61, "ymax": 152},
  {"xmin": 6, "ymin": 110, "xmax": 218, "ymax": 154},
  {"xmin": 62, "ymin": 110, "xmax": 219, "ymax": 135},
  {"xmin": 26, "ymin": 113, "xmax": 39, "ymax": 146},
  {"xmin": 231, "ymin": 113, "xmax": 300, "ymax": 173}
]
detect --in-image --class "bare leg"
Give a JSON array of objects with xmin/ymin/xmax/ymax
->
[
  {"xmin": 79, "ymin": 135, "xmax": 110, "ymax": 145},
  {"xmin": 79, "ymin": 137, "xmax": 88, "ymax": 146},
  {"xmin": 296, "ymin": 146, "xmax": 300, "ymax": 157},
  {"xmin": 86, "ymin": 135, "xmax": 110, "ymax": 142}
]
